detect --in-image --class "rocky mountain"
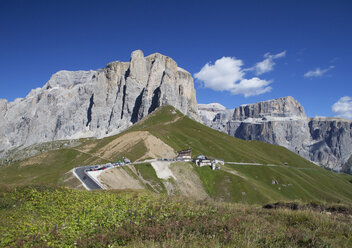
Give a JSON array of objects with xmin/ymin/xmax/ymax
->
[
  {"xmin": 0, "ymin": 50, "xmax": 199, "ymax": 156},
  {"xmin": 198, "ymin": 103, "xmax": 227, "ymax": 125},
  {"xmin": 3, "ymin": 49, "xmax": 352, "ymax": 174},
  {"xmin": 199, "ymin": 96, "xmax": 352, "ymax": 172}
]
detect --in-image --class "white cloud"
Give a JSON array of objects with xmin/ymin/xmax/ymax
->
[
  {"xmin": 250, "ymin": 51, "xmax": 286, "ymax": 75},
  {"xmin": 332, "ymin": 96, "xmax": 352, "ymax": 119},
  {"xmin": 304, "ymin": 66, "xmax": 335, "ymax": 78},
  {"xmin": 230, "ymin": 77, "xmax": 272, "ymax": 97},
  {"xmin": 194, "ymin": 57, "xmax": 272, "ymax": 98},
  {"xmin": 194, "ymin": 57, "xmax": 244, "ymax": 91}
]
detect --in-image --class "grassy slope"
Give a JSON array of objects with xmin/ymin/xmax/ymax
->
[
  {"xmin": 0, "ymin": 149, "xmax": 108, "ymax": 186},
  {"xmin": 127, "ymin": 106, "xmax": 352, "ymax": 204},
  {"xmin": 232, "ymin": 165, "xmax": 352, "ymax": 203},
  {"xmin": 193, "ymin": 163, "xmax": 352, "ymax": 204},
  {"xmin": 0, "ymin": 136, "xmax": 148, "ymax": 186},
  {"xmin": 1, "ymin": 186, "xmax": 351, "ymax": 247},
  {"xmin": 129, "ymin": 106, "xmax": 316, "ymax": 167},
  {"xmin": 1, "ymin": 105, "xmax": 352, "ymax": 204}
]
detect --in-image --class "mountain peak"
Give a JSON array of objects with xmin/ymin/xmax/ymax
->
[
  {"xmin": 130, "ymin": 49, "xmax": 144, "ymax": 59},
  {"xmin": 235, "ymin": 96, "xmax": 306, "ymax": 119},
  {"xmin": 0, "ymin": 50, "xmax": 199, "ymax": 155},
  {"xmin": 198, "ymin": 103, "xmax": 227, "ymax": 111}
]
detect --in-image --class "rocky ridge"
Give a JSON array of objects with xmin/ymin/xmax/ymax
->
[
  {"xmin": 0, "ymin": 50, "xmax": 199, "ymax": 156},
  {"xmin": 199, "ymin": 96, "xmax": 352, "ymax": 172}
]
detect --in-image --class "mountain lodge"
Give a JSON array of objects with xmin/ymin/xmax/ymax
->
[{"xmin": 176, "ymin": 148, "xmax": 192, "ymax": 161}]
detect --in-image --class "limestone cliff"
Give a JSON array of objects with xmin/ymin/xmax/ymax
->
[
  {"xmin": 199, "ymin": 96, "xmax": 352, "ymax": 172},
  {"xmin": 0, "ymin": 50, "xmax": 199, "ymax": 155}
]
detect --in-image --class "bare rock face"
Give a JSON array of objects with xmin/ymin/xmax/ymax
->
[
  {"xmin": 232, "ymin": 96, "xmax": 306, "ymax": 120},
  {"xmin": 307, "ymin": 118, "xmax": 352, "ymax": 170},
  {"xmin": 198, "ymin": 103, "xmax": 227, "ymax": 127},
  {"xmin": 0, "ymin": 50, "xmax": 199, "ymax": 155},
  {"xmin": 342, "ymin": 155, "xmax": 352, "ymax": 174},
  {"xmin": 199, "ymin": 96, "xmax": 352, "ymax": 172}
]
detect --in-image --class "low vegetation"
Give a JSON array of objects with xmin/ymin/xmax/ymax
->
[{"xmin": 1, "ymin": 185, "xmax": 351, "ymax": 247}]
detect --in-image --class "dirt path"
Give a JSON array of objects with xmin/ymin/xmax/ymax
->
[
  {"xmin": 222, "ymin": 166, "xmax": 248, "ymax": 180},
  {"xmin": 226, "ymin": 162, "xmax": 321, "ymax": 170},
  {"xmin": 72, "ymin": 148, "xmax": 111, "ymax": 163},
  {"xmin": 161, "ymin": 116, "xmax": 182, "ymax": 126}
]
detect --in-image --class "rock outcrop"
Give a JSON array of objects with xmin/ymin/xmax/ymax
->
[
  {"xmin": 199, "ymin": 96, "xmax": 352, "ymax": 172},
  {"xmin": 0, "ymin": 50, "xmax": 199, "ymax": 155},
  {"xmin": 198, "ymin": 103, "xmax": 227, "ymax": 126}
]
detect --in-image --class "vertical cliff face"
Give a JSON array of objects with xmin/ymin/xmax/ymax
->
[
  {"xmin": 198, "ymin": 96, "xmax": 352, "ymax": 172},
  {"xmin": 307, "ymin": 118, "xmax": 352, "ymax": 169},
  {"xmin": 0, "ymin": 50, "xmax": 199, "ymax": 154},
  {"xmin": 342, "ymin": 155, "xmax": 352, "ymax": 174},
  {"xmin": 232, "ymin": 96, "xmax": 306, "ymax": 120}
]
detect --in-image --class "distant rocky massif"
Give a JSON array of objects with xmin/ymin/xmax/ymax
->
[
  {"xmin": 199, "ymin": 96, "xmax": 352, "ymax": 173},
  {"xmin": 1, "ymin": 49, "xmax": 352, "ymax": 174},
  {"xmin": 0, "ymin": 50, "xmax": 198, "ymax": 157}
]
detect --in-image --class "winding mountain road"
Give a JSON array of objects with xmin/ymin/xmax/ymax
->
[
  {"xmin": 73, "ymin": 159, "xmax": 158, "ymax": 190},
  {"xmin": 74, "ymin": 158, "xmax": 319, "ymax": 190},
  {"xmin": 74, "ymin": 166, "xmax": 103, "ymax": 190}
]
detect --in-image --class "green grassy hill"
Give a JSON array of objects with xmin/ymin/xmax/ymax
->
[
  {"xmin": 129, "ymin": 106, "xmax": 316, "ymax": 167},
  {"xmin": 1, "ymin": 106, "xmax": 352, "ymax": 205},
  {"xmin": 124, "ymin": 106, "xmax": 352, "ymax": 204}
]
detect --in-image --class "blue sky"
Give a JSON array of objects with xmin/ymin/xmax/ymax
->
[{"xmin": 1, "ymin": 0, "xmax": 352, "ymax": 118}]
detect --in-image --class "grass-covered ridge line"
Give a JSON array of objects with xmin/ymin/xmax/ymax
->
[
  {"xmin": 1, "ymin": 185, "xmax": 351, "ymax": 247},
  {"xmin": 130, "ymin": 106, "xmax": 317, "ymax": 167}
]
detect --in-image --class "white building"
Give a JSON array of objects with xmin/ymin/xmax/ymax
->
[{"xmin": 194, "ymin": 155, "xmax": 212, "ymax": 167}]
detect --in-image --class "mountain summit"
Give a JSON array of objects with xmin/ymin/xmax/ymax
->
[
  {"xmin": 199, "ymin": 96, "xmax": 352, "ymax": 172},
  {"xmin": 0, "ymin": 50, "xmax": 199, "ymax": 155}
]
